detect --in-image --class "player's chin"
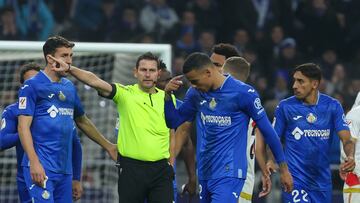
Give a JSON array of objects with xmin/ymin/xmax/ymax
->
[{"xmin": 57, "ymin": 71, "xmax": 69, "ymax": 78}]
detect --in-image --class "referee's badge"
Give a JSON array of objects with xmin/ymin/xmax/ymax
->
[
  {"xmin": 58, "ymin": 91, "xmax": 66, "ymax": 101},
  {"xmin": 209, "ymin": 98, "xmax": 217, "ymax": 110},
  {"xmin": 42, "ymin": 190, "xmax": 50, "ymax": 199},
  {"xmin": 306, "ymin": 113, "xmax": 317, "ymax": 123}
]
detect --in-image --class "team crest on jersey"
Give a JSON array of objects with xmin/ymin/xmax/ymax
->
[
  {"xmin": 209, "ymin": 98, "xmax": 217, "ymax": 110},
  {"xmin": 41, "ymin": 190, "xmax": 50, "ymax": 199},
  {"xmin": 306, "ymin": 113, "xmax": 317, "ymax": 123},
  {"xmin": 58, "ymin": 91, "xmax": 66, "ymax": 101},
  {"xmin": 1, "ymin": 118, "xmax": 6, "ymax": 130}
]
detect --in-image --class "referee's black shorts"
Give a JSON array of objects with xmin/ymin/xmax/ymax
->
[{"xmin": 117, "ymin": 154, "xmax": 174, "ymax": 203}]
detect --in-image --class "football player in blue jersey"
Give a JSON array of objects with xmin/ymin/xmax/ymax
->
[
  {"xmin": 163, "ymin": 52, "xmax": 293, "ymax": 203},
  {"xmin": 273, "ymin": 63, "xmax": 355, "ymax": 203},
  {"xmin": 0, "ymin": 62, "xmax": 83, "ymax": 202},
  {"xmin": 17, "ymin": 36, "xmax": 117, "ymax": 203}
]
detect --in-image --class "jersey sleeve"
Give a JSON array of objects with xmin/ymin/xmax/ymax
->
[
  {"xmin": 165, "ymin": 88, "xmax": 197, "ymax": 129},
  {"xmin": 111, "ymin": 83, "xmax": 127, "ymax": 105},
  {"xmin": 273, "ymin": 103, "xmax": 287, "ymax": 139},
  {"xmin": 0, "ymin": 107, "xmax": 20, "ymax": 150},
  {"xmin": 239, "ymin": 89, "xmax": 266, "ymax": 121},
  {"xmin": 72, "ymin": 128, "xmax": 82, "ymax": 181},
  {"xmin": 74, "ymin": 88, "xmax": 85, "ymax": 118},
  {"xmin": 333, "ymin": 100, "xmax": 350, "ymax": 133},
  {"xmin": 17, "ymin": 82, "xmax": 37, "ymax": 116},
  {"xmin": 346, "ymin": 110, "xmax": 360, "ymax": 140}
]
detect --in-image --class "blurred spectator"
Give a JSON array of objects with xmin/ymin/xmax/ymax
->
[
  {"xmin": 72, "ymin": 0, "xmax": 102, "ymax": 41},
  {"xmin": 138, "ymin": 33, "xmax": 156, "ymax": 43},
  {"xmin": 186, "ymin": 0, "xmax": 221, "ymax": 32},
  {"xmin": 174, "ymin": 28, "xmax": 200, "ymax": 56},
  {"xmin": 139, "ymin": 0, "xmax": 179, "ymax": 41},
  {"xmin": 270, "ymin": 70, "xmax": 291, "ymax": 101},
  {"xmin": 243, "ymin": 47, "xmax": 266, "ymax": 79},
  {"xmin": 232, "ymin": 28, "xmax": 250, "ymax": 55},
  {"xmin": 198, "ymin": 30, "xmax": 215, "ymax": 56},
  {"xmin": 317, "ymin": 49, "xmax": 338, "ymax": 80},
  {"xmin": 325, "ymin": 63, "xmax": 347, "ymax": 95},
  {"xmin": 0, "ymin": 0, "xmax": 54, "ymax": 40},
  {"xmin": 0, "ymin": 6, "xmax": 21, "ymax": 40},
  {"xmin": 296, "ymin": 0, "xmax": 343, "ymax": 56},
  {"xmin": 164, "ymin": 10, "xmax": 198, "ymax": 43},
  {"xmin": 109, "ymin": 6, "xmax": 144, "ymax": 42},
  {"xmin": 273, "ymin": 37, "xmax": 303, "ymax": 72},
  {"xmin": 98, "ymin": 0, "xmax": 121, "ymax": 42}
]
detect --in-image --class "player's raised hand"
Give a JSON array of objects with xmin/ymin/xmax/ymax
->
[
  {"xmin": 72, "ymin": 180, "xmax": 83, "ymax": 201},
  {"xmin": 279, "ymin": 163, "xmax": 293, "ymax": 193},
  {"xmin": 341, "ymin": 156, "xmax": 355, "ymax": 172},
  {"xmin": 164, "ymin": 75, "xmax": 183, "ymax": 93},
  {"xmin": 30, "ymin": 159, "xmax": 47, "ymax": 187},
  {"xmin": 48, "ymin": 55, "xmax": 71, "ymax": 72},
  {"xmin": 259, "ymin": 173, "xmax": 272, "ymax": 198}
]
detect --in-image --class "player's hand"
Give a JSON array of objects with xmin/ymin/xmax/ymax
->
[
  {"xmin": 72, "ymin": 180, "xmax": 83, "ymax": 201},
  {"xmin": 266, "ymin": 160, "xmax": 277, "ymax": 175},
  {"xmin": 107, "ymin": 143, "xmax": 118, "ymax": 162},
  {"xmin": 259, "ymin": 173, "xmax": 272, "ymax": 198},
  {"xmin": 279, "ymin": 163, "xmax": 293, "ymax": 193},
  {"xmin": 48, "ymin": 55, "xmax": 70, "ymax": 72},
  {"xmin": 339, "ymin": 169, "xmax": 347, "ymax": 181},
  {"xmin": 164, "ymin": 75, "xmax": 183, "ymax": 93},
  {"xmin": 181, "ymin": 176, "xmax": 196, "ymax": 196},
  {"xmin": 341, "ymin": 156, "xmax": 355, "ymax": 172},
  {"xmin": 30, "ymin": 159, "xmax": 47, "ymax": 187}
]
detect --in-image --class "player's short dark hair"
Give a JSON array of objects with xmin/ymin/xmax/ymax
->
[
  {"xmin": 212, "ymin": 43, "xmax": 240, "ymax": 59},
  {"xmin": 293, "ymin": 63, "xmax": 322, "ymax": 82},
  {"xmin": 159, "ymin": 59, "xmax": 167, "ymax": 71},
  {"xmin": 20, "ymin": 62, "xmax": 41, "ymax": 84},
  {"xmin": 136, "ymin": 52, "xmax": 160, "ymax": 69},
  {"xmin": 183, "ymin": 52, "xmax": 213, "ymax": 74},
  {"xmin": 43, "ymin": 36, "xmax": 74, "ymax": 64}
]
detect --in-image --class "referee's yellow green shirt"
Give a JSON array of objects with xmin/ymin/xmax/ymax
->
[{"xmin": 112, "ymin": 83, "xmax": 171, "ymax": 161}]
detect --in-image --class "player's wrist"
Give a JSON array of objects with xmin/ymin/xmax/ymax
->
[{"xmin": 278, "ymin": 162, "xmax": 289, "ymax": 172}]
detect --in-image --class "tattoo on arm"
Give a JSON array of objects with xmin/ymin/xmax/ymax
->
[{"xmin": 343, "ymin": 139, "xmax": 355, "ymax": 158}]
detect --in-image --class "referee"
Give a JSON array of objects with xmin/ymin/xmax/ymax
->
[{"xmin": 51, "ymin": 52, "xmax": 175, "ymax": 203}]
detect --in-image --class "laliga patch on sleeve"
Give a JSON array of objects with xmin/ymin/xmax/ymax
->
[{"xmin": 19, "ymin": 97, "xmax": 27, "ymax": 109}]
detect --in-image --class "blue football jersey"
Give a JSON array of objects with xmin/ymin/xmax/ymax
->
[
  {"xmin": 18, "ymin": 71, "xmax": 84, "ymax": 174},
  {"xmin": 176, "ymin": 76, "xmax": 267, "ymax": 180},
  {"xmin": 0, "ymin": 102, "xmax": 25, "ymax": 177},
  {"xmin": 274, "ymin": 93, "xmax": 349, "ymax": 191}
]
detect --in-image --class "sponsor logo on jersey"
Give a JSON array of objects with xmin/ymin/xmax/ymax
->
[
  {"xmin": 209, "ymin": 98, "xmax": 217, "ymax": 110},
  {"xmin": 200, "ymin": 112, "xmax": 231, "ymax": 126},
  {"xmin": 48, "ymin": 94, "xmax": 55, "ymax": 98},
  {"xmin": 19, "ymin": 97, "xmax": 27, "ymax": 109},
  {"xmin": 41, "ymin": 190, "xmax": 50, "ymax": 199},
  {"xmin": 1, "ymin": 118, "xmax": 6, "ymax": 130},
  {"xmin": 47, "ymin": 105, "xmax": 73, "ymax": 118},
  {"xmin": 248, "ymin": 89, "xmax": 255, "ymax": 93},
  {"xmin": 20, "ymin": 84, "xmax": 29, "ymax": 89},
  {"xmin": 306, "ymin": 113, "xmax": 317, "ymax": 123},
  {"xmin": 292, "ymin": 126, "xmax": 330, "ymax": 140},
  {"xmin": 254, "ymin": 98, "xmax": 262, "ymax": 109},
  {"xmin": 293, "ymin": 115, "xmax": 302, "ymax": 120},
  {"xmin": 200, "ymin": 100, "xmax": 207, "ymax": 105}
]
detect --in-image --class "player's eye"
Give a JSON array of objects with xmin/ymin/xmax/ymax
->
[{"xmin": 213, "ymin": 62, "xmax": 222, "ymax": 67}]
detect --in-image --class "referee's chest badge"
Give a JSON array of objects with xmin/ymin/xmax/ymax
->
[
  {"xmin": 58, "ymin": 91, "xmax": 66, "ymax": 101},
  {"xmin": 209, "ymin": 98, "xmax": 217, "ymax": 110},
  {"xmin": 306, "ymin": 113, "xmax": 317, "ymax": 123}
]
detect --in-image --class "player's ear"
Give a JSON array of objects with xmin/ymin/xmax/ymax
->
[{"xmin": 46, "ymin": 54, "xmax": 53, "ymax": 63}]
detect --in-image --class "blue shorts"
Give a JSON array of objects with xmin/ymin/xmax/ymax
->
[
  {"xmin": 199, "ymin": 177, "xmax": 245, "ymax": 203},
  {"xmin": 17, "ymin": 174, "xmax": 31, "ymax": 203},
  {"xmin": 282, "ymin": 184, "xmax": 331, "ymax": 203},
  {"xmin": 23, "ymin": 167, "xmax": 72, "ymax": 203}
]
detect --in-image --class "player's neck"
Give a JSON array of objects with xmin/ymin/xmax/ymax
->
[
  {"xmin": 44, "ymin": 67, "xmax": 61, "ymax": 82},
  {"xmin": 212, "ymin": 73, "xmax": 227, "ymax": 90},
  {"xmin": 303, "ymin": 91, "xmax": 319, "ymax": 105},
  {"xmin": 138, "ymin": 84, "xmax": 157, "ymax": 94}
]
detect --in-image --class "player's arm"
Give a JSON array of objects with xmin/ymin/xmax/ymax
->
[
  {"xmin": 339, "ymin": 130, "xmax": 355, "ymax": 172},
  {"xmin": 18, "ymin": 115, "xmax": 46, "ymax": 186},
  {"xmin": 169, "ymin": 129, "xmax": 176, "ymax": 166},
  {"xmin": 72, "ymin": 128, "xmax": 83, "ymax": 201},
  {"xmin": 49, "ymin": 55, "xmax": 112, "ymax": 97},
  {"xmin": 179, "ymin": 129, "xmax": 196, "ymax": 196},
  {"xmin": 0, "ymin": 110, "xmax": 20, "ymax": 150},
  {"xmin": 74, "ymin": 115, "xmax": 117, "ymax": 161}
]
